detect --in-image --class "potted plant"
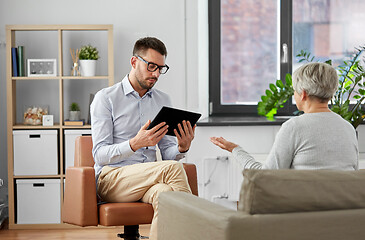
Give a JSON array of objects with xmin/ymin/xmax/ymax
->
[
  {"xmin": 69, "ymin": 102, "xmax": 81, "ymax": 121},
  {"xmin": 79, "ymin": 44, "xmax": 99, "ymax": 77},
  {"xmin": 258, "ymin": 46, "xmax": 365, "ymax": 129}
]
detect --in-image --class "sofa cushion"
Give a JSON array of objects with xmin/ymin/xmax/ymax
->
[{"xmin": 239, "ymin": 169, "xmax": 365, "ymax": 214}]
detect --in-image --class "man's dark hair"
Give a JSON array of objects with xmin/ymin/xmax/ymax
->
[{"xmin": 133, "ymin": 37, "xmax": 167, "ymax": 57}]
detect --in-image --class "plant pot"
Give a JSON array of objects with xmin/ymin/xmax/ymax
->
[
  {"xmin": 79, "ymin": 60, "xmax": 97, "ymax": 77},
  {"xmin": 69, "ymin": 111, "xmax": 80, "ymax": 121}
]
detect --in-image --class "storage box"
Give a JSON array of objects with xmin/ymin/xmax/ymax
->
[
  {"xmin": 13, "ymin": 130, "xmax": 58, "ymax": 176},
  {"xmin": 16, "ymin": 179, "xmax": 61, "ymax": 224},
  {"xmin": 64, "ymin": 129, "xmax": 91, "ymax": 170}
]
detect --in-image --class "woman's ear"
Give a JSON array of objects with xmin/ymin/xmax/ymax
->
[{"xmin": 301, "ymin": 90, "xmax": 308, "ymax": 101}]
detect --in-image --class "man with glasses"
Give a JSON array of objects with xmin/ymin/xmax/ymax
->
[{"xmin": 90, "ymin": 37, "xmax": 195, "ymax": 240}]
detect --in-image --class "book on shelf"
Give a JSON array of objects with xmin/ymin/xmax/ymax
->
[
  {"xmin": 11, "ymin": 47, "xmax": 18, "ymax": 77},
  {"xmin": 18, "ymin": 46, "xmax": 25, "ymax": 77},
  {"xmin": 64, "ymin": 119, "xmax": 85, "ymax": 126}
]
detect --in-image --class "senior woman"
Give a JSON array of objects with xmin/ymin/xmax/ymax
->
[{"xmin": 211, "ymin": 62, "xmax": 358, "ymax": 170}]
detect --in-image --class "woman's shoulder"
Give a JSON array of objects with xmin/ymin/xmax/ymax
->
[
  {"xmin": 280, "ymin": 112, "xmax": 326, "ymax": 130},
  {"xmin": 283, "ymin": 111, "xmax": 354, "ymax": 131}
]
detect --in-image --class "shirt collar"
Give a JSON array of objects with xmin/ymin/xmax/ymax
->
[{"xmin": 122, "ymin": 74, "xmax": 154, "ymax": 97}]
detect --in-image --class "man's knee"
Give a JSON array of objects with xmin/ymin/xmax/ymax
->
[
  {"xmin": 157, "ymin": 183, "xmax": 173, "ymax": 193},
  {"xmin": 163, "ymin": 160, "xmax": 184, "ymax": 172}
]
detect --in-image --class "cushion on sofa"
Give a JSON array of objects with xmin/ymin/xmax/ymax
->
[{"xmin": 239, "ymin": 169, "xmax": 365, "ymax": 214}]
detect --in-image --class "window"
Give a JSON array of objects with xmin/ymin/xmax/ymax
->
[{"xmin": 210, "ymin": 0, "xmax": 365, "ymax": 116}]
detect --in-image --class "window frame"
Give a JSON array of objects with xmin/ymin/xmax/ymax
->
[{"xmin": 209, "ymin": 0, "xmax": 297, "ymax": 116}]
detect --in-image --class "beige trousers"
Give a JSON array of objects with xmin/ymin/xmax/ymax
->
[{"xmin": 97, "ymin": 160, "xmax": 192, "ymax": 240}]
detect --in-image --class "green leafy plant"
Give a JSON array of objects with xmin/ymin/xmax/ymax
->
[
  {"xmin": 258, "ymin": 46, "xmax": 365, "ymax": 129},
  {"xmin": 257, "ymin": 74, "xmax": 294, "ymax": 120},
  {"xmin": 69, "ymin": 102, "xmax": 80, "ymax": 112},
  {"xmin": 79, "ymin": 44, "xmax": 99, "ymax": 60}
]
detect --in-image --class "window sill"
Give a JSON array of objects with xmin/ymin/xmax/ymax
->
[{"xmin": 197, "ymin": 116, "xmax": 293, "ymax": 126}]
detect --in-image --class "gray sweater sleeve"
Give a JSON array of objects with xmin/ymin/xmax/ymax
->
[
  {"xmin": 232, "ymin": 120, "xmax": 295, "ymax": 170},
  {"xmin": 231, "ymin": 147, "xmax": 263, "ymax": 169}
]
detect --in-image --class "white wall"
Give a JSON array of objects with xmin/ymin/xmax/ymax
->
[{"xmin": 0, "ymin": 0, "xmax": 207, "ymax": 202}]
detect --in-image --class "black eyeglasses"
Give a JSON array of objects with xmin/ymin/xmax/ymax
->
[{"xmin": 135, "ymin": 55, "xmax": 169, "ymax": 74}]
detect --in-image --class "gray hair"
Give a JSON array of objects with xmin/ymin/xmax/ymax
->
[{"xmin": 292, "ymin": 62, "xmax": 338, "ymax": 102}]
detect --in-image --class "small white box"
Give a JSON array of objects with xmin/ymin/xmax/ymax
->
[
  {"xmin": 16, "ymin": 179, "xmax": 61, "ymax": 224},
  {"xmin": 42, "ymin": 115, "xmax": 54, "ymax": 126},
  {"xmin": 64, "ymin": 129, "xmax": 91, "ymax": 170},
  {"xmin": 13, "ymin": 130, "xmax": 58, "ymax": 176}
]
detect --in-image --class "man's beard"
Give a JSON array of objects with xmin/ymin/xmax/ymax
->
[
  {"xmin": 136, "ymin": 68, "xmax": 158, "ymax": 90},
  {"xmin": 137, "ymin": 77, "xmax": 157, "ymax": 90}
]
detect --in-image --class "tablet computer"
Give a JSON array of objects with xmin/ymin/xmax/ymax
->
[{"xmin": 147, "ymin": 106, "xmax": 202, "ymax": 136}]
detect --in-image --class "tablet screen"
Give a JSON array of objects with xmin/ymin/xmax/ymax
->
[{"xmin": 147, "ymin": 106, "xmax": 202, "ymax": 136}]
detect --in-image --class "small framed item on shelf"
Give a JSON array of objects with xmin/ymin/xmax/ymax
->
[
  {"xmin": 27, "ymin": 59, "xmax": 57, "ymax": 77},
  {"xmin": 42, "ymin": 115, "xmax": 54, "ymax": 126}
]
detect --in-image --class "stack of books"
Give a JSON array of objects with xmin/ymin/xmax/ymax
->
[
  {"xmin": 11, "ymin": 46, "xmax": 25, "ymax": 77},
  {"xmin": 64, "ymin": 119, "xmax": 85, "ymax": 126}
]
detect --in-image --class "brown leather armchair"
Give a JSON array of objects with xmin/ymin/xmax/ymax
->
[{"xmin": 63, "ymin": 136, "xmax": 198, "ymax": 239}]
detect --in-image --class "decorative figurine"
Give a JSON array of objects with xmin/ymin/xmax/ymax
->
[{"xmin": 70, "ymin": 48, "xmax": 80, "ymax": 76}]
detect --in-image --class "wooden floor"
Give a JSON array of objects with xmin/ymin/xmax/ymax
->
[{"xmin": 0, "ymin": 223, "xmax": 151, "ymax": 240}]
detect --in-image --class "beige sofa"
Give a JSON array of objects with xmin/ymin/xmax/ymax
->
[{"xmin": 158, "ymin": 169, "xmax": 365, "ymax": 240}]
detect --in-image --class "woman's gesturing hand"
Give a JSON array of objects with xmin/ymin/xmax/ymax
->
[{"xmin": 210, "ymin": 136, "xmax": 238, "ymax": 153}]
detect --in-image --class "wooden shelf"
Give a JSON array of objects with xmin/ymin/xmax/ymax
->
[
  {"xmin": 13, "ymin": 175, "xmax": 62, "ymax": 179},
  {"xmin": 6, "ymin": 24, "xmax": 113, "ymax": 31},
  {"xmin": 12, "ymin": 76, "xmax": 60, "ymax": 80},
  {"xmin": 12, "ymin": 124, "xmax": 92, "ymax": 129},
  {"xmin": 12, "ymin": 76, "xmax": 110, "ymax": 80},
  {"xmin": 62, "ymin": 124, "xmax": 91, "ymax": 129},
  {"xmin": 61, "ymin": 76, "xmax": 109, "ymax": 79},
  {"xmin": 13, "ymin": 124, "xmax": 61, "ymax": 129},
  {"xmin": 6, "ymin": 24, "xmax": 114, "ymax": 229}
]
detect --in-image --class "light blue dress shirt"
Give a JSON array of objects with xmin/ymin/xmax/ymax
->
[{"xmin": 91, "ymin": 75, "xmax": 186, "ymax": 178}]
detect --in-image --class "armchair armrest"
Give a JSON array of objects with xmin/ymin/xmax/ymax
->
[
  {"xmin": 158, "ymin": 191, "xmax": 252, "ymax": 240},
  {"xmin": 182, "ymin": 163, "xmax": 198, "ymax": 196},
  {"xmin": 63, "ymin": 166, "xmax": 98, "ymax": 226}
]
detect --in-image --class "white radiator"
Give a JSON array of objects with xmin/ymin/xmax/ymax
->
[
  {"xmin": 201, "ymin": 156, "xmax": 229, "ymax": 201},
  {"xmin": 201, "ymin": 154, "xmax": 268, "ymax": 203}
]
